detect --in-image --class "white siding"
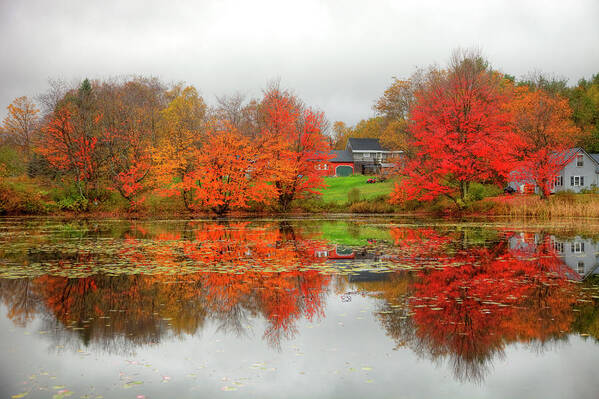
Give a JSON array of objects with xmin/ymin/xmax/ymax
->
[{"xmin": 556, "ymin": 152, "xmax": 599, "ymax": 193}]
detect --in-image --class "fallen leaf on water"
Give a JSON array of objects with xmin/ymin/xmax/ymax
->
[{"xmin": 123, "ymin": 381, "xmax": 143, "ymax": 388}]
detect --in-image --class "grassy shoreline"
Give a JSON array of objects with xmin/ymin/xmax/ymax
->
[{"xmin": 3, "ymin": 175, "xmax": 599, "ymax": 219}]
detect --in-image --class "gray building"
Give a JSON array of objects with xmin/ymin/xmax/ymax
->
[
  {"xmin": 509, "ymin": 232, "xmax": 599, "ymax": 279},
  {"xmin": 510, "ymin": 148, "xmax": 599, "ymax": 194},
  {"xmin": 329, "ymin": 138, "xmax": 403, "ymax": 175},
  {"xmin": 550, "ymin": 235, "xmax": 599, "ymax": 279}
]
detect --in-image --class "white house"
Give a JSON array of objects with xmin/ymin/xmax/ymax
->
[
  {"xmin": 550, "ymin": 235, "xmax": 599, "ymax": 279},
  {"xmin": 509, "ymin": 232, "xmax": 599, "ymax": 279},
  {"xmin": 509, "ymin": 148, "xmax": 599, "ymax": 194}
]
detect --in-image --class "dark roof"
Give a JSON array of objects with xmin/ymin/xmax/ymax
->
[
  {"xmin": 562, "ymin": 147, "xmax": 582, "ymax": 159},
  {"xmin": 561, "ymin": 147, "xmax": 599, "ymax": 166},
  {"xmin": 330, "ymin": 150, "xmax": 354, "ymax": 163},
  {"xmin": 347, "ymin": 138, "xmax": 384, "ymax": 151}
]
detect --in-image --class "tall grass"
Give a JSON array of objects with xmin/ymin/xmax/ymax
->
[{"xmin": 488, "ymin": 193, "xmax": 599, "ymax": 219}]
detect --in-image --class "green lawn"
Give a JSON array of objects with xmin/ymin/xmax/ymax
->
[
  {"xmin": 318, "ymin": 221, "xmax": 394, "ymax": 245},
  {"xmin": 321, "ymin": 175, "xmax": 396, "ymax": 204}
]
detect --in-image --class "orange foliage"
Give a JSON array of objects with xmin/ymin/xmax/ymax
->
[
  {"xmin": 189, "ymin": 124, "xmax": 277, "ymax": 214},
  {"xmin": 507, "ymin": 85, "xmax": 582, "ymax": 197},
  {"xmin": 260, "ymin": 88, "xmax": 332, "ymax": 210},
  {"xmin": 37, "ymin": 107, "xmax": 98, "ymax": 198}
]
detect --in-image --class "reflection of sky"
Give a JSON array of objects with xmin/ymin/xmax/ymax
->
[{"xmin": 2, "ymin": 293, "xmax": 599, "ymax": 399}]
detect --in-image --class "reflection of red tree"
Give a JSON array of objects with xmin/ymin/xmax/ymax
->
[
  {"xmin": 382, "ymin": 228, "xmax": 581, "ymax": 382},
  {"xmin": 389, "ymin": 227, "xmax": 452, "ymax": 258}
]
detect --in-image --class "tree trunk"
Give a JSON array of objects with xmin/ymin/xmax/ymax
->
[{"xmin": 182, "ymin": 189, "xmax": 192, "ymax": 210}]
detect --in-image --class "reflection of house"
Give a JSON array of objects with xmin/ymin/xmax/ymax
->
[
  {"xmin": 509, "ymin": 232, "xmax": 599, "ymax": 279},
  {"xmin": 315, "ymin": 138, "xmax": 403, "ymax": 177},
  {"xmin": 311, "ymin": 245, "xmax": 392, "ymax": 277},
  {"xmin": 509, "ymin": 148, "xmax": 599, "ymax": 194},
  {"xmin": 313, "ymin": 246, "xmax": 355, "ymax": 260},
  {"xmin": 348, "ymin": 270, "xmax": 391, "ymax": 283},
  {"xmin": 550, "ymin": 236, "xmax": 599, "ymax": 278}
]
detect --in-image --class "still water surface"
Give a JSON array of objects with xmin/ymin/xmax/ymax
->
[{"xmin": 1, "ymin": 217, "xmax": 599, "ymax": 398}]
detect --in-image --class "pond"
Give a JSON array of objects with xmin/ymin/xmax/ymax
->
[{"xmin": 1, "ymin": 216, "xmax": 599, "ymax": 398}]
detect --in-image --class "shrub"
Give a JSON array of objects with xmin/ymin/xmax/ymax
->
[
  {"xmin": 0, "ymin": 181, "xmax": 48, "ymax": 215},
  {"xmin": 293, "ymin": 198, "xmax": 341, "ymax": 213},
  {"xmin": 0, "ymin": 145, "xmax": 26, "ymax": 177},
  {"xmin": 580, "ymin": 185, "xmax": 599, "ymax": 194},
  {"xmin": 347, "ymin": 187, "xmax": 361, "ymax": 204},
  {"xmin": 27, "ymin": 153, "xmax": 58, "ymax": 179},
  {"xmin": 466, "ymin": 183, "xmax": 502, "ymax": 202},
  {"xmin": 55, "ymin": 196, "xmax": 89, "ymax": 212},
  {"xmin": 553, "ymin": 190, "xmax": 577, "ymax": 202},
  {"xmin": 349, "ymin": 195, "xmax": 395, "ymax": 213}
]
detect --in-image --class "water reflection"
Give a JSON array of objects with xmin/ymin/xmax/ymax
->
[
  {"xmin": 369, "ymin": 230, "xmax": 581, "ymax": 383},
  {"xmin": 1, "ymin": 219, "xmax": 599, "ymax": 389}
]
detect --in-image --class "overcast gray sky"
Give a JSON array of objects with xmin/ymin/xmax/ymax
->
[{"xmin": 1, "ymin": 0, "xmax": 598, "ymax": 125}]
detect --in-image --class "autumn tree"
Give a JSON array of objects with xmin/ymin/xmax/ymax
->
[
  {"xmin": 331, "ymin": 121, "xmax": 351, "ymax": 149},
  {"xmin": 103, "ymin": 123, "xmax": 151, "ymax": 207},
  {"xmin": 508, "ymin": 85, "xmax": 582, "ymax": 198},
  {"xmin": 568, "ymin": 73, "xmax": 599, "ymax": 152},
  {"xmin": 190, "ymin": 123, "xmax": 277, "ymax": 215},
  {"xmin": 2, "ymin": 96, "xmax": 40, "ymax": 155},
  {"xmin": 390, "ymin": 49, "xmax": 516, "ymax": 206},
  {"xmin": 373, "ymin": 76, "xmax": 421, "ymax": 152},
  {"xmin": 153, "ymin": 85, "xmax": 206, "ymax": 209},
  {"xmin": 96, "ymin": 78, "xmax": 164, "ymax": 206},
  {"xmin": 36, "ymin": 105, "xmax": 99, "ymax": 200},
  {"xmin": 259, "ymin": 87, "xmax": 332, "ymax": 210},
  {"xmin": 36, "ymin": 79, "xmax": 101, "ymax": 200},
  {"xmin": 213, "ymin": 93, "xmax": 261, "ymax": 138}
]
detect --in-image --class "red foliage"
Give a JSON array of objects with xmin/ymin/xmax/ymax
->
[
  {"xmin": 38, "ymin": 108, "xmax": 98, "ymax": 192},
  {"xmin": 103, "ymin": 126, "xmax": 151, "ymax": 206},
  {"xmin": 507, "ymin": 86, "xmax": 582, "ymax": 197},
  {"xmin": 260, "ymin": 89, "xmax": 332, "ymax": 209},
  {"xmin": 189, "ymin": 124, "xmax": 277, "ymax": 214},
  {"xmin": 380, "ymin": 227, "xmax": 580, "ymax": 382},
  {"xmin": 391, "ymin": 70, "xmax": 517, "ymax": 204}
]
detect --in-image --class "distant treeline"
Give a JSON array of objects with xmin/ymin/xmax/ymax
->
[{"xmin": 1, "ymin": 48, "xmax": 598, "ymax": 214}]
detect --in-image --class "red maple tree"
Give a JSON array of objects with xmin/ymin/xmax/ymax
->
[
  {"xmin": 103, "ymin": 124, "xmax": 152, "ymax": 208},
  {"xmin": 390, "ymin": 54, "xmax": 518, "ymax": 205},
  {"xmin": 259, "ymin": 88, "xmax": 332, "ymax": 210},
  {"xmin": 37, "ymin": 106, "xmax": 99, "ymax": 199}
]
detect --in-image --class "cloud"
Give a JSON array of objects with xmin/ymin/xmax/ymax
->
[{"xmin": 1, "ymin": 0, "xmax": 598, "ymax": 125}]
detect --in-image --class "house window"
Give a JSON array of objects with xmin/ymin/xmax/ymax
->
[
  {"xmin": 553, "ymin": 241, "xmax": 564, "ymax": 253},
  {"xmin": 571, "ymin": 242, "xmax": 585, "ymax": 253},
  {"xmin": 554, "ymin": 176, "xmax": 563, "ymax": 187},
  {"xmin": 577, "ymin": 154, "xmax": 584, "ymax": 167},
  {"xmin": 571, "ymin": 176, "xmax": 585, "ymax": 187},
  {"xmin": 577, "ymin": 261, "xmax": 585, "ymax": 274},
  {"xmin": 363, "ymin": 153, "xmax": 370, "ymax": 158}
]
